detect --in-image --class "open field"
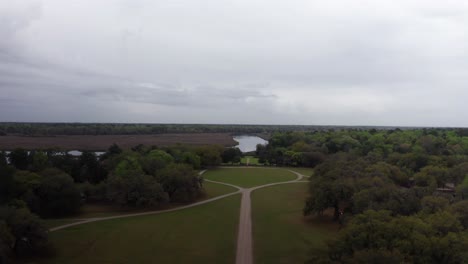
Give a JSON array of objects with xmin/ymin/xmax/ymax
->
[
  {"xmin": 43, "ymin": 181, "xmax": 238, "ymax": 228},
  {"xmin": 0, "ymin": 133, "xmax": 237, "ymax": 151},
  {"xmin": 240, "ymin": 156, "xmax": 262, "ymax": 165},
  {"xmin": 203, "ymin": 168, "xmax": 297, "ymax": 188},
  {"xmin": 288, "ymin": 167, "xmax": 314, "ymax": 177},
  {"xmin": 38, "ymin": 195, "xmax": 241, "ymax": 264},
  {"xmin": 252, "ymin": 183, "xmax": 339, "ymax": 264},
  {"xmin": 203, "ymin": 180, "xmax": 239, "ymax": 198}
]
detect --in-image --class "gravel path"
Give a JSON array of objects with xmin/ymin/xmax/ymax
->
[{"xmin": 235, "ymin": 188, "xmax": 253, "ymax": 264}]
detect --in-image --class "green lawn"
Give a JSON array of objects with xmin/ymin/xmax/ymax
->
[
  {"xmin": 252, "ymin": 183, "xmax": 338, "ymax": 264},
  {"xmin": 38, "ymin": 195, "xmax": 241, "ymax": 264},
  {"xmin": 240, "ymin": 156, "xmax": 262, "ymax": 165},
  {"xmin": 287, "ymin": 167, "xmax": 314, "ymax": 177},
  {"xmin": 203, "ymin": 168, "xmax": 297, "ymax": 188},
  {"xmin": 203, "ymin": 180, "xmax": 239, "ymax": 198}
]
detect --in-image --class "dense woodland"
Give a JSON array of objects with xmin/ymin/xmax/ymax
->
[
  {"xmin": 258, "ymin": 129, "xmax": 468, "ymax": 263},
  {"xmin": 0, "ymin": 143, "xmax": 236, "ymax": 262}
]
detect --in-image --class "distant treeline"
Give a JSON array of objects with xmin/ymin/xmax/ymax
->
[{"xmin": 3, "ymin": 122, "xmax": 466, "ymax": 136}]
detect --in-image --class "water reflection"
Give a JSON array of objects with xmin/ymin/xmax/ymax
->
[{"xmin": 233, "ymin": 135, "xmax": 268, "ymax": 153}]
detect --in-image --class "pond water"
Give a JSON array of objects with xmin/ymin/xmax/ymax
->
[
  {"xmin": 67, "ymin": 150, "xmax": 105, "ymax": 156},
  {"xmin": 233, "ymin": 135, "xmax": 268, "ymax": 153},
  {"xmin": 2, "ymin": 150, "xmax": 105, "ymax": 156}
]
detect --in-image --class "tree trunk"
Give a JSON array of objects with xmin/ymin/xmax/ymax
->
[{"xmin": 333, "ymin": 205, "xmax": 340, "ymax": 221}]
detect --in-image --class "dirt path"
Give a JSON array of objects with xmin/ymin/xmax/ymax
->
[{"xmin": 236, "ymin": 189, "xmax": 252, "ymax": 264}]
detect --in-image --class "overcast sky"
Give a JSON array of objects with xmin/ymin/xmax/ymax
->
[{"xmin": 1, "ymin": 0, "xmax": 468, "ymax": 126}]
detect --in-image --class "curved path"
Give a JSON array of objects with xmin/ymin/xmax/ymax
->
[{"xmin": 49, "ymin": 168, "xmax": 309, "ymax": 264}]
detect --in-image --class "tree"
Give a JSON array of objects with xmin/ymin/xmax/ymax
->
[
  {"xmin": 113, "ymin": 155, "xmax": 144, "ymax": 177},
  {"xmin": 0, "ymin": 152, "xmax": 7, "ymax": 166},
  {"xmin": 31, "ymin": 151, "xmax": 48, "ymax": 172},
  {"xmin": 106, "ymin": 172, "xmax": 168, "ymax": 207},
  {"xmin": 12, "ymin": 171, "xmax": 41, "ymax": 214},
  {"xmin": 221, "ymin": 148, "xmax": 242, "ymax": 164},
  {"xmin": 316, "ymin": 209, "xmax": 468, "ymax": 264},
  {"xmin": 448, "ymin": 162, "xmax": 468, "ymax": 184},
  {"xmin": 141, "ymin": 149, "xmax": 174, "ymax": 175},
  {"xmin": 8, "ymin": 149, "xmax": 29, "ymax": 170},
  {"xmin": 456, "ymin": 175, "xmax": 468, "ymax": 200},
  {"xmin": 36, "ymin": 169, "xmax": 81, "ymax": 217},
  {"xmin": 365, "ymin": 162, "xmax": 408, "ymax": 186},
  {"xmin": 181, "ymin": 152, "xmax": 201, "ymax": 169},
  {"xmin": 158, "ymin": 164, "xmax": 203, "ymax": 203},
  {"xmin": 256, "ymin": 144, "xmax": 268, "ymax": 164},
  {"xmin": 421, "ymin": 196, "xmax": 449, "ymax": 214},
  {"xmin": 0, "ymin": 220, "xmax": 14, "ymax": 262},
  {"xmin": 0, "ymin": 165, "xmax": 15, "ymax": 205},
  {"xmin": 304, "ymin": 158, "xmax": 367, "ymax": 220},
  {"xmin": 107, "ymin": 143, "xmax": 122, "ymax": 156},
  {"xmin": 416, "ymin": 166, "xmax": 449, "ymax": 188},
  {"xmin": 78, "ymin": 182, "xmax": 107, "ymax": 203},
  {"xmin": 0, "ymin": 206, "xmax": 49, "ymax": 257},
  {"xmin": 348, "ymin": 249, "xmax": 405, "ymax": 264},
  {"xmin": 196, "ymin": 146, "xmax": 222, "ymax": 167},
  {"xmin": 298, "ymin": 152, "xmax": 325, "ymax": 167},
  {"xmin": 450, "ymin": 200, "xmax": 468, "ymax": 229}
]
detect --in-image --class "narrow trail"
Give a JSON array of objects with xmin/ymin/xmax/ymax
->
[
  {"xmin": 49, "ymin": 167, "xmax": 309, "ymax": 264},
  {"xmin": 236, "ymin": 189, "xmax": 252, "ymax": 264}
]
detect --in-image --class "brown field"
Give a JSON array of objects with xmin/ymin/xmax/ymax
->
[{"xmin": 0, "ymin": 133, "xmax": 237, "ymax": 151}]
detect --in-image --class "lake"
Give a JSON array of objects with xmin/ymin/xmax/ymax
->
[
  {"xmin": 3, "ymin": 150, "xmax": 105, "ymax": 156},
  {"xmin": 233, "ymin": 135, "xmax": 268, "ymax": 153},
  {"xmin": 67, "ymin": 150, "xmax": 105, "ymax": 156}
]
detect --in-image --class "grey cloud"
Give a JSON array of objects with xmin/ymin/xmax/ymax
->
[{"xmin": 1, "ymin": 0, "xmax": 468, "ymax": 126}]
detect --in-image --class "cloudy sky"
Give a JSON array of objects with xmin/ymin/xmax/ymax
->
[{"xmin": 1, "ymin": 0, "xmax": 468, "ymax": 126}]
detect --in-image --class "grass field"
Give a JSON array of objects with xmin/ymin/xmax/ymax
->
[
  {"xmin": 203, "ymin": 180, "xmax": 240, "ymax": 197},
  {"xmin": 38, "ymin": 195, "xmax": 241, "ymax": 264},
  {"xmin": 252, "ymin": 183, "xmax": 338, "ymax": 264},
  {"xmin": 287, "ymin": 167, "xmax": 314, "ymax": 177},
  {"xmin": 43, "ymin": 181, "xmax": 238, "ymax": 228},
  {"xmin": 203, "ymin": 168, "xmax": 297, "ymax": 188},
  {"xmin": 240, "ymin": 156, "xmax": 262, "ymax": 165}
]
